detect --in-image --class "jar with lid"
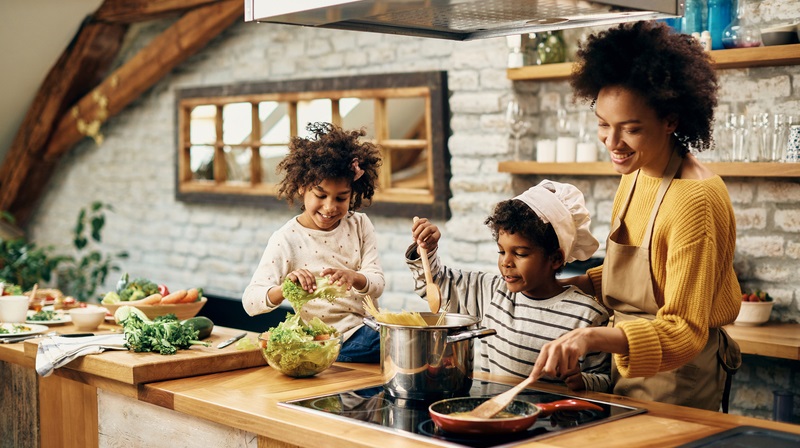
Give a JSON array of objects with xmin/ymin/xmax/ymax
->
[{"xmin": 721, "ymin": 0, "xmax": 762, "ymax": 48}]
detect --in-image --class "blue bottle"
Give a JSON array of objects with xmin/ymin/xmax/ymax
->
[
  {"xmin": 681, "ymin": 0, "xmax": 705, "ymax": 36},
  {"xmin": 708, "ymin": 0, "xmax": 732, "ymax": 50}
]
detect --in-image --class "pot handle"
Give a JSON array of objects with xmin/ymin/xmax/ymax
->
[
  {"xmin": 362, "ymin": 317, "xmax": 380, "ymax": 331},
  {"xmin": 446, "ymin": 327, "xmax": 496, "ymax": 343}
]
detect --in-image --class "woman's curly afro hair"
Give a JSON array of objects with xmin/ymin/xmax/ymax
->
[
  {"xmin": 485, "ymin": 199, "xmax": 562, "ymax": 265},
  {"xmin": 277, "ymin": 122, "xmax": 382, "ymax": 211},
  {"xmin": 570, "ymin": 21, "xmax": 719, "ymax": 154}
]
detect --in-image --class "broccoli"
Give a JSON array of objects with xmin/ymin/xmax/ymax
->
[
  {"xmin": 281, "ymin": 276, "xmax": 348, "ymax": 312},
  {"xmin": 114, "ymin": 306, "xmax": 210, "ymax": 355},
  {"xmin": 264, "ymin": 313, "xmax": 340, "ymax": 377},
  {"xmin": 118, "ymin": 277, "xmax": 159, "ymax": 301}
]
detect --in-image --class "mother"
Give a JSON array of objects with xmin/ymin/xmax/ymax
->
[{"xmin": 530, "ymin": 21, "xmax": 741, "ymax": 411}]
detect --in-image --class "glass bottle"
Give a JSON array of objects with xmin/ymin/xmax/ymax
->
[
  {"xmin": 681, "ymin": 0, "xmax": 704, "ymax": 36},
  {"xmin": 708, "ymin": 0, "xmax": 732, "ymax": 50},
  {"xmin": 537, "ymin": 31, "xmax": 566, "ymax": 65},
  {"xmin": 722, "ymin": 0, "xmax": 762, "ymax": 49}
]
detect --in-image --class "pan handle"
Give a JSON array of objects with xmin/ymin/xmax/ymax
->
[
  {"xmin": 535, "ymin": 399, "xmax": 604, "ymax": 417},
  {"xmin": 362, "ymin": 317, "xmax": 380, "ymax": 331},
  {"xmin": 446, "ymin": 327, "xmax": 496, "ymax": 344}
]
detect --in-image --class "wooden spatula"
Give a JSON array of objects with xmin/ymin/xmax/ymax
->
[
  {"xmin": 413, "ymin": 217, "xmax": 441, "ymax": 314},
  {"xmin": 467, "ymin": 376, "xmax": 536, "ymax": 419}
]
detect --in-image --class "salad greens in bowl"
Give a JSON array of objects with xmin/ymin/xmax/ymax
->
[{"xmin": 259, "ymin": 313, "xmax": 341, "ymax": 378}]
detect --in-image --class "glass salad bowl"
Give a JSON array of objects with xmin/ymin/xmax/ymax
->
[{"xmin": 259, "ymin": 332, "xmax": 341, "ymax": 378}]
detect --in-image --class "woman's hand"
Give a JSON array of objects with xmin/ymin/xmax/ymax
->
[
  {"xmin": 530, "ymin": 326, "xmax": 628, "ymax": 383},
  {"xmin": 412, "ymin": 217, "xmax": 441, "ymax": 252},
  {"xmin": 320, "ymin": 268, "xmax": 367, "ymax": 292},
  {"xmin": 561, "ymin": 371, "xmax": 586, "ymax": 392}
]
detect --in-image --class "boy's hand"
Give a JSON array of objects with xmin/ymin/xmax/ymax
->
[{"xmin": 412, "ymin": 217, "xmax": 441, "ymax": 252}]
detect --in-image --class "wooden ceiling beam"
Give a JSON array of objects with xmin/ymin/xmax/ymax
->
[
  {"xmin": 94, "ymin": 0, "xmax": 222, "ymax": 23},
  {"xmin": 43, "ymin": 0, "xmax": 243, "ymax": 163},
  {"xmin": 0, "ymin": 20, "xmax": 128, "ymax": 221}
]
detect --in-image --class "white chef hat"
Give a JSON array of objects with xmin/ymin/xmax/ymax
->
[{"xmin": 512, "ymin": 180, "xmax": 599, "ymax": 263}]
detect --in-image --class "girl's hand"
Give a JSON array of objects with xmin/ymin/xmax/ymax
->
[
  {"xmin": 286, "ymin": 269, "xmax": 318, "ymax": 293},
  {"xmin": 320, "ymin": 268, "xmax": 358, "ymax": 291},
  {"xmin": 412, "ymin": 217, "xmax": 441, "ymax": 252}
]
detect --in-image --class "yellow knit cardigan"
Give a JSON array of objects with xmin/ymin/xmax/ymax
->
[{"xmin": 587, "ymin": 172, "xmax": 741, "ymax": 378}]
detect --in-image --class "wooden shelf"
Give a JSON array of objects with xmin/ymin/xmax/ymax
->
[
  {"xmin": 507, "ymin": 44, "xmax": 800, "ymax": 81},
  {"xmin": 498, "ymin": 161, "xmax": 800, "ymax": 178}
]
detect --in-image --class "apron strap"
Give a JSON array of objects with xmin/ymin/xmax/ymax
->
[{"xmin": 641, "ymin": 151, "xmax": 682, "ymax": 251}]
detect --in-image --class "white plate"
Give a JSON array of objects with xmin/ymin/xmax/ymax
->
[
  {"xmin": 26, "ymin": 310, "xmax": 71, "ymax": 325},
  {"xmin": 0, "ymin": 323, "xmax": 49, "ymax": 337}
]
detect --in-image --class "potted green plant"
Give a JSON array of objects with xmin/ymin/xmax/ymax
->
[
  {"xmin": 0, "ymin": 212, "xmax": 64, "ymax": 291},
  {"xmin": 57, "ymin": 202, "xmax": 129, "ymax": 302}
]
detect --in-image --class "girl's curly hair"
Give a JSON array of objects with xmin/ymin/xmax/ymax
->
[
  {"xmin": 485, "ymin": 199, "xmax": 563, "ymax": 269},
  {"xmin": 570, "ymin": 21, "xmax": 719, "ymax": 154},
  {"xmin": 277, "ymin": 122, "xmax": 382, "ymax": 210}
]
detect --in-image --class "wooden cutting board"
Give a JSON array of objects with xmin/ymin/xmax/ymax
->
[{"xmin": 23, "ymin": 325, "xmax": 266, "ymax": 385}]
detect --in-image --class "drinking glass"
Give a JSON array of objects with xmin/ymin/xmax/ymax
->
[
  {"xmin": 771, "ymin": 114, "xmax": 796, "ymax": 162},
  {"xmin": 506, "ymin": 99, "xmax": 531, "ymax": 160},
  {"xmin": 728, "ymin": 113, "xmax": 748, "ymax": 162}
]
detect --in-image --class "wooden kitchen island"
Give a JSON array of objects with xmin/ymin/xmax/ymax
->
[{"xmin": 2, "ymin": 323, "xmax": 799, "ymax": 448}]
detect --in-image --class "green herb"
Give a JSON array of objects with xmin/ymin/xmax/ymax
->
[
  {"xmin": 281, "ymin": 276, "xmax": 347, "ymax": 312},
  {"xmin": 115, "ymin": 306, "xmax": 210, "ymax": 355},
  {"xmin": 29, "ymin": 310, "xmax": 60, "ymax": 321}
]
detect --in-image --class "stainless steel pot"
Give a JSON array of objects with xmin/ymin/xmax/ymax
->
[{"xmin": 363, "ymin": 313, "xmax": 496, "ymax": 400}]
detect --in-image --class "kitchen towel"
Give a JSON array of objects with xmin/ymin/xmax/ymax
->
[{"xmin": 35, "ymin": 333, "xmax": 127, "ymax": 377}]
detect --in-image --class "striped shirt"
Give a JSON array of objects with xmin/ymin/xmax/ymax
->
[{"xmin": 406, "ymin": 245, "xmax": 611, "ymax": 392}]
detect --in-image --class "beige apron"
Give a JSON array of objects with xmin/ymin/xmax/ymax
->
[{"xmin": 602, "ymin": 151, "xmax": 741, "ymax": 412}]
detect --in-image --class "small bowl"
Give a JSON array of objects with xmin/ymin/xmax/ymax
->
[
  {"xmin": 760, "ymin": 24, "xmax": 800, "ymax": 46},
  {"xmin": 735, "ymin": 301, "xmax": 774, "ymax": 326},
  {"xmin": 105, "ymin": 297, "xmax": 207, "ymax": 322},
  {"xmin": 259, "ymin": 333, "xmax": 341, "ymax": 378},
  {"xmin": 69, "ymin": 307, "xmax": 108, "ymax": 331}
]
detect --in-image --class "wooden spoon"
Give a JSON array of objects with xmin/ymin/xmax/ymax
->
[
  {"xmin": 467, "ymin": 376, "xmax": 536, "ymax": 419},
  {"xmin": 413, "ymin": 217, "xmax": 441, "ymax": 314}
]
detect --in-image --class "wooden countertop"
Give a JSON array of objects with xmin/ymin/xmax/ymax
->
[
  {"xmin": 137, "ymin": 365, "xmax": 800, "ymax": 448},
  {"xmin": 3, "ymin": 324, "xmax": 800, "ymax": 447},
  {"xmin": 725, "ymin": 322, "xmax": 800, "ymax": 360}
]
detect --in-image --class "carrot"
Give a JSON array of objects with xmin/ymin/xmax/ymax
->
[
  {"xmin": 160, "ymin": 289, "xmax": 187, "ymax": 304},
  {"xmin": 125, "ymin": 293, "xmax": 162, "ymax": 305},
  {"xmin": 181, "ymin": 288, "xmax": 199, "ymax": 303}
]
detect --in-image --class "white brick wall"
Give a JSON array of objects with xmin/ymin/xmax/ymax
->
[{"xmin": 24, "ymin": 0, "xmax": 800, "ymax": 421}]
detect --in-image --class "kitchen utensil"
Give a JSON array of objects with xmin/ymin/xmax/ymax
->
[
  {"xmin": 217, "ymin": 331, "xmax": 247, "ymax": 349},
  {"xmin": 1, "ymin": 331, "xmax": 58, "ymax": 343},
  {"xmin": 69, "ymin": 307, "xmax": 107, "ymax": 331},
  {"xmin": 0, "ymin": 295, "xmax": 30, "ymax": 323},
  {"xmin": 429, "ymin": 397, "xmax": 604, "ymax": 434},
  {"xmin": 467, "ymin": 376, "xmax": 536, "ymax": 419},
  {"xmin": 103, "ymin": 297, "xmax": 207, "ymax": 322},
  {"xmin": 363, "ymin": 313, "xmax": 496, "ymax": 400},
  {"xmin": 412, "ymin": 217, "xmax": 441, "ymax": 313}
]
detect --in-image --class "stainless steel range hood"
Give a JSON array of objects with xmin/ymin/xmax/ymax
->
[{"xmin": 243, "ymin": 0, "xmax": 682, "ymax": 41}]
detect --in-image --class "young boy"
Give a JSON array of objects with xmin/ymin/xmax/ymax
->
[{"xmin": 408, "ymin": 180, "xmax": 610, "ymax": 391}]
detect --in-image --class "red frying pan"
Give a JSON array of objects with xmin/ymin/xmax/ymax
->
[{"xmin": 428, "ymin": 397, "xmax": 604, "ymax": 434}]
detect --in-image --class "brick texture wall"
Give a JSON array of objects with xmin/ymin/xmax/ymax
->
[{"xmin": 25, "ymin": 1, "xmax": 800, "ymax": 421}]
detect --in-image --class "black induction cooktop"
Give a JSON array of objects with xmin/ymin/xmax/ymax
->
[{"xmin": 280, "ymin": 380, "xmax": 647, "ymax": 447}]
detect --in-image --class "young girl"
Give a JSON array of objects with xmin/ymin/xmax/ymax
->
[
  {"xmin": 408, "ymin": 180, "xmax": 610, "ymax": 392},
  {"xmin": 243, "ymin": 122, "xmax": 385, "ymax": 363}
]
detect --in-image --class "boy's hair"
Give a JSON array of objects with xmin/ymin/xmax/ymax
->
[
  {"xmin": 484, "ymin": 199, "xmax": 562, "ymax": 263},
  {"xmin": 570, "ymin": 20, "xmax": 718, "ymax": 154},
  {"xmin": 277, "ymin": 122, "xmax": 382, "ymax": 210}
]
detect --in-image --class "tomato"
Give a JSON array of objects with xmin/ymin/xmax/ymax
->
[{"xmin": 158, "ymin": 284, "xmax": 170, "ymax": 296}]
